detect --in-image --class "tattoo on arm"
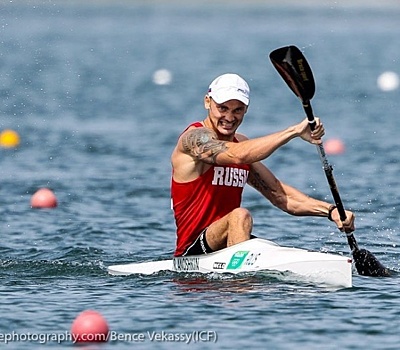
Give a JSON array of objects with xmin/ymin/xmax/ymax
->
[
  {"xmin": 248, "ymin": 169, "xmax": 287, "ymax": 210},
  {"xmin": 248, "ymin": 171, "xmax": 271, "ymax": 193},
  {"xmin": 181, "ymin": 128, "xmax": 228, "ymax": 163}
]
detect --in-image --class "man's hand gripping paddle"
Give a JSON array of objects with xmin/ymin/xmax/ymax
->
[{"xmin": 269, "ymin": 45, "xmax": 389, "ymax": 277}]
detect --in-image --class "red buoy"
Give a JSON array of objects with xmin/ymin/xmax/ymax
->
[
  {"xmin": 324, "ymin": 138, "xmax": 345, "ymax": 155},
  {"xmin": 30, "ymin": 188, "xmax": 58, "ymax": 209},
  {"xmin": 71, "ymin": 310, "xmax": 109, "ymax": 343}
]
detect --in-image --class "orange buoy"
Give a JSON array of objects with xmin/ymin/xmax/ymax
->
[
  {"xmin": 324, "ymin": 138, "xmax": 345, "ymax": 155},
  {"xmin": 30, "ymin": 188, "xmax": 58, "ymax": 209},
  {"xmin": 71, "ymin": 310, "xmax": 109, "ymax": 343}
]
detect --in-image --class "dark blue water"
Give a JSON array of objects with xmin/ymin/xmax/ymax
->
[{"xmin": 1, "ymin": 1, "xmax": 399, "ymax": 349}]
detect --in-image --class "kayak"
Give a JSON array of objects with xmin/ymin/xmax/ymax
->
[{"xmin": 108, "ymin": 238, "xmax": 352, "ymax": 288}]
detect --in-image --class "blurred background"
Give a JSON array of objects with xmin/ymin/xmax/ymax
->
[{"xmin": 0, "ymin": 1, "xmax": 399, "ymax": 349}]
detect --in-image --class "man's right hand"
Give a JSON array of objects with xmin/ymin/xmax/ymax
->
[{"xmin": 296, "ymin": 117, "xmax": 325, "ymax": 145}]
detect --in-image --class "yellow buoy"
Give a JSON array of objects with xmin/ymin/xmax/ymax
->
[{"xmin": 0, "ymin": 129, "xmax": 20, "ymax": 148}]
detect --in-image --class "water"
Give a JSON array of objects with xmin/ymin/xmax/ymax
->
[{"xmin": 1, "ymin": 1, "xmax": 399, "ymax": 349}]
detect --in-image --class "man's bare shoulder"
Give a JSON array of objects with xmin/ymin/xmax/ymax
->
[
  {"xmin": 180, "ymin": 126, "xmax": 217, "ymax": 151},
  {"xmin": 178, "ymin": 127, "xmax": 227, "ymax": 164}
]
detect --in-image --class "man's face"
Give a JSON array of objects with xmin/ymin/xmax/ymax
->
[{"xmin": 205, "ymin": 96, "xmax": 248, "ymax": 139}]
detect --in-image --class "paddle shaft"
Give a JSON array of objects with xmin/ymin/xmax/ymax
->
[{"xmin": 303, "ymin": 101, "xmax": 359, "ymax": 252}]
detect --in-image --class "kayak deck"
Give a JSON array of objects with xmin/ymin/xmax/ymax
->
[{"xmin": 108, "ymin": 238, "xmax": 352, "ymax": 288}]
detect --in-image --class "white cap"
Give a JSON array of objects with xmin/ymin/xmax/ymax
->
[{"xmin": 208, "ymin": 73, "xmax": 250, "ymax": 106}]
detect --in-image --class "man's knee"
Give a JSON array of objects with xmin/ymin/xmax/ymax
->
[{"xmin": 231, "ymin": 207, "xmax": 253, "ymax": 225}]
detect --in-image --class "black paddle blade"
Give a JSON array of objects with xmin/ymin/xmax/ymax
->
[
  {"xmin": 352, "ymin": 248, "xmax": 390, "ymax": 277},
  {"xmin": 269, "ymin": 45, "xmax": 315, "ymax": 103}
]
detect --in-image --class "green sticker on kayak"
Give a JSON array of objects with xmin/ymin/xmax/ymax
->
[{"xmin": 227, "ymin": 251, "xmax": 249, "ymax": 270}]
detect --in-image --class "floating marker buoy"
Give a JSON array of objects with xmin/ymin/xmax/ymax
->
[
  {"xmin": 152, "ymin": 69, "xmax": 173, "ymax": 85},
  {"xmin": 0, "ymin": 129, "xmax": 20, "ymax": 148},
  {"xmin": 324, "ymin": 138, "xmax": 345, "ymax": 155},
  {"xmin": 377, "ymin": 71, "xmax": 399, "ymax": 91},
  {"xmin": 71, "ymin": 310, "xmax": 109, "ymax": 343},
  {"xmin": 30, "ymin": 188, "xmax": 58, "ymax": 209}
]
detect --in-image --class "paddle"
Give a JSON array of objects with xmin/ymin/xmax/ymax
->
[{"xmin": 269, "ymin": 45, "xmax": 389, "ymax": 277}]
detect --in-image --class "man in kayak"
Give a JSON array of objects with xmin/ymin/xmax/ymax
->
[{"xmin": 171, "ymin": 73, "xmax": 355, "ymax": 257}]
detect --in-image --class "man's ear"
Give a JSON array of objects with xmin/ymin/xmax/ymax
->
[{"xmin": 204, "ymin": 95, "xmax": 211, "ymax": 110}]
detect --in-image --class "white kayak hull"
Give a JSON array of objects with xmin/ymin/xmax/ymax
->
[{"xmin": 108, "ymin": 238, "xmax": 352, "ymax": 288}]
